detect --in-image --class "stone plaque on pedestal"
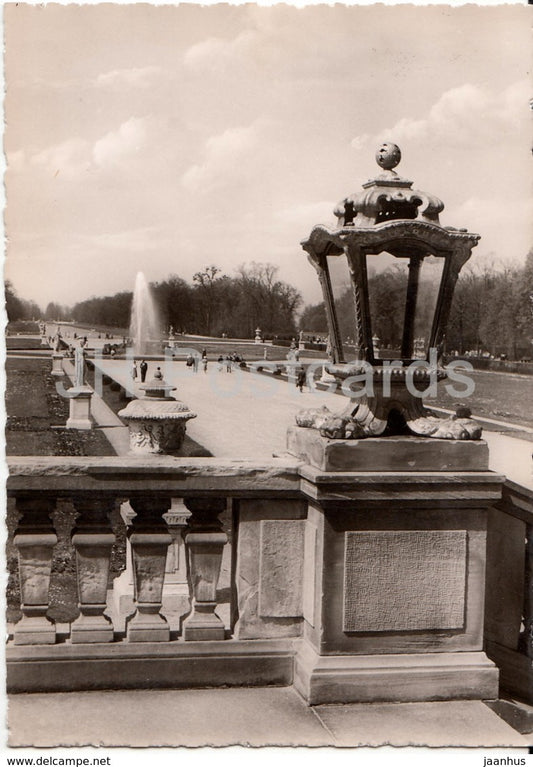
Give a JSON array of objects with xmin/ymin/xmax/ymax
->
[{"xmin": 343, "ymin": 530, "xmax": 466, "ymax": 632}]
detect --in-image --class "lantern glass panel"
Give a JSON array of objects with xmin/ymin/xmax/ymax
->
[
  {"xmin": 367, "ymin": 253, "xmax": 409, "ymax": 360},
  {"xmin": 413, "ymin": 256, "xmax": 445, "ymax": 357},
  {"xmin": 326, "ymin": 254, "xmax": 358, "ymax": 361}
]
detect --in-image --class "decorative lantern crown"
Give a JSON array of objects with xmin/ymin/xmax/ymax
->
[{"xmin": 334, "ymin": 142, "xmax": 444, "ymax": 228}]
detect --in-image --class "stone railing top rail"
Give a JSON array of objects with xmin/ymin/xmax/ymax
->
[
  {"xmin": 6, "ymin": 456, "xmax": 303, "ymax": 498},
  {"xmin": 5, "ymin": 454, "xmax": 509, "ymax": 507}
]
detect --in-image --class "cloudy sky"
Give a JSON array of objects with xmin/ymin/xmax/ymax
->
[{"xmin": 4, "ymin": 3, "xmax": 531, "ymax": 311}]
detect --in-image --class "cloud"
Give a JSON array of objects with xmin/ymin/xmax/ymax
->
[
  {"xmin": 351, "ymin": 79, "xmax": 530, "ymax": 151},
  {"xmin": 30, "ymin": 137, "xmax": 91, "ymax": 177},
  {"xmin": 445, "ymin": 195, "xmax": 533, "ymax": 267},
  {"xmin": 183, "ymin": 37, "xmax": 229, "ymax": 71},
  {"xmin": 181, "ymin": 123, "xmax": 260, "ymax": 192},
  {"xmin": 183, "ymin": 30, "xmax": 261, "ymax": 73},
  {"xmin": 9, "ymin": 117, "xmax": 152, "ymax": 176},
  {"xmin": 92, "ymin": 117, "xmax": 148, "ymax": 167},
  {"xmin": 94, "ymin": 66, "xmax": 162, "ymax": 89}
]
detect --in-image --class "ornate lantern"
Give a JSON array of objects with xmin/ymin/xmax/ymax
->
[{"xmin": 298, "ymin": 143, "xmax": 481, "ymax": 440}]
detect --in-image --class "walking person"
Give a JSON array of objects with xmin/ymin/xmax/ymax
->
[
  {"xmin": 132, "ymin": 361, "xmax": 137, "ymax": 380},
  {"xmin": 202, "ymin": 356, "xmax": 208, "ymax": 374},
  {"xmin": 296, "ymin": 367, "xmax": 306, "ymax": 393},
  {"xmin": 140, "ymin": 360, "xmax": 148, "ymax": 382}
]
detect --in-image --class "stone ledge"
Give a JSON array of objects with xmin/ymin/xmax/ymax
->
[
  {"xmin": 299, "ymin": 467, "xmax": 503, "ymax": 506},
  {"xmin": 6, "ymin": 638, "xmax": 298, "ymax": 693},
  {"xmin": 6, "ymin": 456, "xmax": 303, "ymax": 497}
]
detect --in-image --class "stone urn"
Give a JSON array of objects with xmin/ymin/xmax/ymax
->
[{"xmin": 118, "ymin": 374, "xmax": 196, "ymax": 454}]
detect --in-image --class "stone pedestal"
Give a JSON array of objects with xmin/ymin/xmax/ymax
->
[
  {"xmin": 66, "ymin": 386, "xmax": 93, "ymax": 430},
  {"xmin": 51, "ymin": 353, "xmax": 64, "ymax": 377},
  {"xmin": 288, "ymin": 426, "xmax": 501, "ymax": 705},
  {"xmin": 319, "ymin": 366, "xmax": 337, "ymax": 384},
  {"xmin": 287, "ymin": 426, "xmax": 489, "ymax": 472}
]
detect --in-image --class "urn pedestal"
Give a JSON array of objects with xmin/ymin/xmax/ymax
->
[{"xmin": 288, "ymin": 426, "xmax": 501, "ymax": 705}]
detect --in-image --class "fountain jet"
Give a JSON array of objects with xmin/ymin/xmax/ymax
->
[{"xmin": 130, "ymin": 272, "xmax": 161, "ymax": 356}]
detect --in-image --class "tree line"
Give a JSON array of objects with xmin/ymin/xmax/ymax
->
[
  {"xmin": 7, "ymin": 251, "xmax": 533, "ymax": 359},
  {"xmin": 6, "ymin": 263, "xmax": 303, "ymax": 340}
]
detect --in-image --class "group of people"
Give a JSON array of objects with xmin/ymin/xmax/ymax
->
[
  {"xmin": 131, "ymin": 359, "xmax": 148, "ymax": 382},
  {"xmin": 184, "ymin": 349, "xmax": 246, "ymax": 374},
  {"xmin": 185, "ymin": 349, "xmax": 208, "ymax": 373},
  {"xmin": 217, "ymin": 352, "xmax": 244, "ymax": 373}
]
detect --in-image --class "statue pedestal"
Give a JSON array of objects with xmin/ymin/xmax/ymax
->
[
  {"xmin": 288, "ymin": 427, "xmax": 501, "ymax": 705},
  {"xmin": 112, "ymin": 500, "xmax": 191, "ymax": 632},
  {"xmin": 298, "ymin": 341, "xmax": 305, "ymax": 351},
  {"xmin": 66, "ymin": 386, "xmax": 93, "ymax": 430},
  {"xmin": 51, "ymin": 353, "xmax": 64, "ymax": 377}
]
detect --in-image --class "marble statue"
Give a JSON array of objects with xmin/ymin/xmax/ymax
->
[{"xmin": 74, "ymin": 344, "xmax": 85, "ymax": 387}]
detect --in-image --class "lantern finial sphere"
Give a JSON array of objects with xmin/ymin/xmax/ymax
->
[{"xmin": 376, "ymin": 142, "xmax": 401, "ymax": 171}]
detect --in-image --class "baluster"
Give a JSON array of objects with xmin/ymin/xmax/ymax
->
[
  {"xmin": 71, "ymin": 496, "xmax": 115, "ymax": 643},
  {"xmin": 183, "ymin": 497, "xmax": 228, "ymax": 641},
  {"xmin": 13, "ymin": 496, "xmax": 57, "ymax": 645},
  {"xmin": 127, "ymin": 497, "xmax": 172, "ymax": 642}
]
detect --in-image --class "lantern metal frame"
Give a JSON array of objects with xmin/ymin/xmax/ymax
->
[{"xmin": 297, "ymin": 144, "xmax": 482, "ymax": 440}]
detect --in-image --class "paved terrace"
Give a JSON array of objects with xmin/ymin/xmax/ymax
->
[
  {"xmin": 94, "ymin": 357, "xmax": 533, "ymax": 489},
  {"xmin": 8, "ymin": 689, "xmax": 530, "ymax": 747}
]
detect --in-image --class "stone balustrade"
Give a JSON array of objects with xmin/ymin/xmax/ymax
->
[
  {"xmin": 7, "ymin": 449, "xmax": 523, "ymax": 706},
  {"xmin": 6, "ymin": 456, "xmax": 303, "ymax": 693}
]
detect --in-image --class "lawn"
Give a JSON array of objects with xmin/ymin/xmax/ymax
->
[
  {"xmin": 5, "ymin": 356, "xmax": 125, "ymax": 624},
  {"xmin": 431, "ymin": 369, "xmax": 533, "ymax": 432},
  {"xmin": 5, "ymin": 357, "xmax": 112, "ymax": 455}
]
